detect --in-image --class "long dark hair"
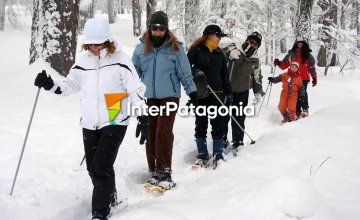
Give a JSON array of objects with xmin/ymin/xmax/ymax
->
[
  {"xmin": 143, "ymin": 28, "xmax": 180, "ymax": 54},
  {"xmin": 289, "ymin": 41, "xmax": 312, "ymax": 63}
]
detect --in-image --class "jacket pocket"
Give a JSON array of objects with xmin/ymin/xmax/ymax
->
[{"xmin": 170, "ymin": 74, "xmax": 177, "ymax": 93}]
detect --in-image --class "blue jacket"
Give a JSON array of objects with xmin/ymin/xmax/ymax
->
[{"xmin": 132, "ymin": 38, "xmax": 196, "ymax": 99}]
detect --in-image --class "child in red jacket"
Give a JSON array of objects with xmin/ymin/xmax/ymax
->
[{"xmin": 268, "ymin": 62, "xmax": 305, "ymax": 123}]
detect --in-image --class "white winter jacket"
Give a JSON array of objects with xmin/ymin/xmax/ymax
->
[{"xmin": 51, "ymin": 47, "xmax": 146, "ymax": 130}]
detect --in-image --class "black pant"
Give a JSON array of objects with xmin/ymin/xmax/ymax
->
[
  {"xmin": 223, "ymin": 90, "xmax": 249, "ymax": 143},
  {"xmin": 195, "ymin": 93, "xmax": 225, "ymax": 140},
  {"xmin": 82, "ymin": 125, "xmax": 127, "ymax": 217},
  {"xmin": 296, "ymin": 80, "xmax": 309, "ymax": 114}
]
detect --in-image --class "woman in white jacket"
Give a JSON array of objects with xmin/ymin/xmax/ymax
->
[{"xmin": 34, "ymin": 18, "xmax": 147, "ymax": 220}]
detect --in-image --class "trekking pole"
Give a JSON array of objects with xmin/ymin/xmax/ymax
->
[
  {"xmin": 80, "ymin": 155, "xmax": 85, "ymax": 166},
  {"xmin": 10, "ymin": 87, "xmax": 41, "ymax": 196},
  {"xmin": 207, "ymin": 85, "xmax": 256, "ymax": 145},
  {"xmin": 256, "ymin": 81, "xmax": 271, "ymax": 117}
]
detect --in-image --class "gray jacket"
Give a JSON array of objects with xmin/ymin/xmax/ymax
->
[{"xmin": 226, "ymin": 43, "xmax": 264, "ymax": 94}]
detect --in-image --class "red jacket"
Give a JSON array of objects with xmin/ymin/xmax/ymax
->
[{"xmin": 279, "ymin": 50, "xmax": 317, "ymax": 81}]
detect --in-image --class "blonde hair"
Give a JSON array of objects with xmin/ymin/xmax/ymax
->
[{"xmin": 81, "ymin": 41, "xmax": 116, "ymax": 56}]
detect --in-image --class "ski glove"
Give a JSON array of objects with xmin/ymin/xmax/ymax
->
[
  {"xmin": 34, "ymin": 70, "xmax": 54, "ymax": 90},
  {"xmin": 252, "ymin": 93, "xmax": 263, "ymax": 105},
  {"xmin": 273, "ymin": 59, "xmax": 281, "ymax": 66},
  {"xmin": 192, "ymin": 68, "xmax": 206, "ymax": 80},
  {"xmin": 268, "ymin": 77, "xmax": 275, "ymax": 83},
  {"xmin": 136, "ymin": 115, "xmax": 148, "ymax": 145},
  {"xmin": 224, "ymin": 93, "xmax": 234, "ymax": 106},
  {"xmin": 187, "ymin": 91, "xmax": 198, "ymax": 106},
  {"xmin": 312, "ymin": 77, "xmax": 317, "ymax": 87},
  {"xmin": 229, "ymin": 49, "xmax": 241, "ymax": 60}
]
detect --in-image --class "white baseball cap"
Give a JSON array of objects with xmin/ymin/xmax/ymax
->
[{"xmin": 83, "ymin": 18, "xmax": 113, "ymax": 44}]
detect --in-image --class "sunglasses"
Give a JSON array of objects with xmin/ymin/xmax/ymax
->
[
  {"xmin": 248, "ymin": 38, "xmax": 259, "ymax": 48},
  {"xmin": 89, "ymin": 43, "xmax": 104, "ymax": 47},
  {"xmin": 150, "ymin": 24, "xmax": 167, "ymax": 32}
]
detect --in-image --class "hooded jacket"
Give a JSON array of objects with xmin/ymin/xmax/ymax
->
[
  {"xmin": 225, "ymin": 42, "xmax": 263, "ymax": 94},
  {"xmin": 131, "ymin": 37, "xmax": 196, "ymax": 99},
  {"xmin": 272, "ymin": 69, "xmax": 305, "ymax": 99},
  {"xmin": 51, "ymin": 46, "xmax": 146, "ymax": 130}
]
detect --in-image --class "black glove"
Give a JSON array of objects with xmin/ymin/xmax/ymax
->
[
  {"xmin": 192, "ymin": 68, "xmax": 205, "ymax": 80},
  {"xmin": 224, "ymin": 93, "xmax": 234, "ymax": 106},
  {"xmin": 273, "ymin": 59, "xmax": 281, "ymax": 66},
  {"xmin": 187, "ymin": 91, "xmax": 198, "ymax": 106},
  {"xmin": 135, "ymin": 115, "xmax": 148, "ymax": 145},
  {"xmin": 34, "ymin": 70, "xmax": 54, "ymax": 90},
  {"xmin": 268, "ymin": 77, "xmax": 275, "ymax": 83},
  {"xmin": 312, "ymin": 77, "xmax": 317, "ymax": 87}
]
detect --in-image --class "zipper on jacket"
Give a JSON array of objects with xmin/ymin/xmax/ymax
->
[
  {"xmin": 152, "ymin": 50, "xmax": 157, "ymax": 98},
  {"xmin": 95, "ymin": 56, "xmax": 100, "ymax": 129}
]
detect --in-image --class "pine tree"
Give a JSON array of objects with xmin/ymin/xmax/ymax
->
[{"xmin": 29, "ymin": 0, "xmax": 80, "ymax": 76}]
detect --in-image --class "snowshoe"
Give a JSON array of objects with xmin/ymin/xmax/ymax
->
[
  {"xmin": 299, "ymin": 110, "xmax": 309, "ymax": 118},
  {"xmin": 191, "ymin": 153, "xmax": 211, "ymax": 170},
  {"xmin": 212, "ymin": 152, "xmax": 225, "ymax": 169},
  {"xmin": 231, "ymin": 141, "xmax": 244, "ymax": 156}
]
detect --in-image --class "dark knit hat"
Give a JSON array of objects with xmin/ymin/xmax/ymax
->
[
  {"xmin": 203, "ymin": 25, "xmax": 227, "ymax": 37},
  {"xmin": 149, "ymin": 11, "xmax": 169, "ymax": 27},
  {"xmin": 247, "ymin": 31, "xmax": 262, "ymax": 46}
]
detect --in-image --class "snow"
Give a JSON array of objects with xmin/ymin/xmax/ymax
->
[{"xmin": 1, "ymin": 13, "xmax": 360, "ymax": 220}]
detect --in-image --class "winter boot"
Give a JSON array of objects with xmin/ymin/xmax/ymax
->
[
  {"xmin": 300, "ymin": 109, "xmax": 309, "ymax": 118},
  {"xmin": 92, "ymin": 208, "xmax": 111, "ymax": 220},
  {"xmin": 194, "ymin": 153, "xmax": 211, "ymax": 167},
  {"xmin": 145, "ymin": 171, "xmax": 159, "ymax": 186},
  {"xmin": 231, "ymin": 141, "xmax": 244, "ymax": 156},
  {"xmin": 281, "ymin": 111, "xmax": 291, "ymax": 124},
  {"xmin": 195, "ymin": 138, "xmax": 210, "ymax": 166},
  {"xmin": 157, "ymin": 171, "xmax": 176, "ymax": 190},
  {"xmin": 212, "ymin": 139, "xmax": 225, "ymax": 169},
  {"xmin": 223, "ymin": 138, "xmax": 231, "ymax": 153}
]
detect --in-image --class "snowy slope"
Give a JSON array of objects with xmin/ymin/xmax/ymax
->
[{"xmin": 1, "ymin": 14, "xmax": 360, "ymax": 220}]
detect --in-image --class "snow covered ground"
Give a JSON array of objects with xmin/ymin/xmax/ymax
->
[{"xmin": 1, "ymin": 14, "xmax": 360, "ymax": 220}]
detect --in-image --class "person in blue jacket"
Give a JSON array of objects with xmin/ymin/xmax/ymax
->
[{"xmin": 132, "ymin": 11, "xmax": 197, "ymax": 190}]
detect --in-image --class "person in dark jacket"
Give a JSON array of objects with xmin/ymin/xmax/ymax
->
[
  {"xmin": 132, "ymin": 11, "xmax": 197, "ymax": 190},
  {"xmin": 274, "ymin": 36, "xmax": 317, "ymax": 118},
  {"xmin": 187, "ymin": 24, "xmax": 232, "ymax": 168},
  {"xmin": 223, "ymin": 32, "xmax": 265, "ymax": 153}
]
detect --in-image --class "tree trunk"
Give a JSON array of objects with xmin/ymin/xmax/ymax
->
[
  {"xmin": 78, "ymin": 0, "xmax": 95, "ymax": 32},
  {"xmin": 295, "ymin": 0, "xmax": 314, "ymax": 39},
  {"xmin": 356, "ymin": 0, "xmax": 360, "ymax": 49},
  {"xmin": 132, "ymin": 0, "xmax": 141, "ymax": 36},
  {"xmin": 30, "ymin": 0, "xmax": 80, "ymax": 76},
  {"xmin": 184, "ymin": 0, "xmax": 200, "ymax": 47},
  {"xmin": 146, "ymin": 0, "xmax": 156, "ymax": 22},
  {"xmin": 317, "ymin": 0, "xmax": 338, "ymax": 68},
  {"xmin": 0, "ymin": 0, "xmax": 5, "ymax": 31},
  {"xmin": 107, "ymin": 0, "xmax": 115, "ymax": 24},
  {"xmin": 280, "ymin": 37, "xmax": 287, "ymax": 53}
]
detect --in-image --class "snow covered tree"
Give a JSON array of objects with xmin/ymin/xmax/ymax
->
[
  {"xmin": 107, "ymin": 0, "xmax": 115, "ymax": 24},
  {"xmin": 29, "ymin": 0, "xmax": 80, "ymax": 76},
  {"xmin": 184, "ymin": 0, "xmax": 200, "ymax": 47},
  {"xmin": 146, "ymin": 0, "xmax": 156, "ymax": 22},
  {"xmin": 0, "ymin": 0, "xmax": 5, "ymax": 31},
  {"xmin": 132, "ymin": 0, "xmax": 141, "ymax": 36},
  {"xmin": 317, "ymin": 0, "xmax": 338, "ymax": 68},
  {"xmin": 294, "ymin": 0, "xmax": 314, "ymax": 39},
  {"xmin": 79, "ymin": 0, "xmax": 95, "ymax": 32}
]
